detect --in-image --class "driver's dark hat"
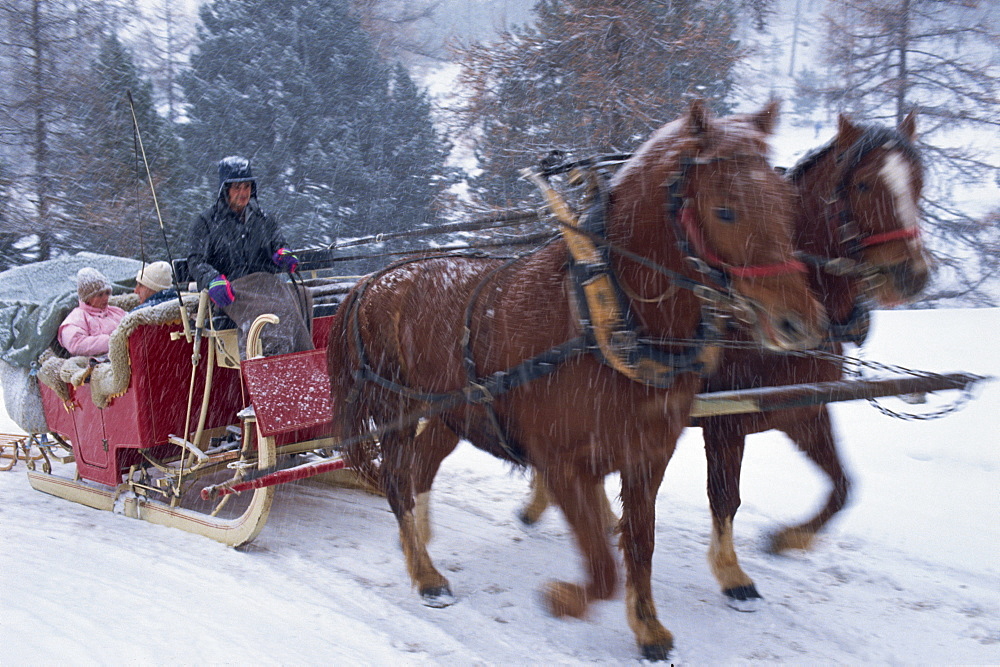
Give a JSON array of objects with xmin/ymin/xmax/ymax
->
[{"xmin": 218, "ymin": 156, "xmax": 255, "ymax": 195}]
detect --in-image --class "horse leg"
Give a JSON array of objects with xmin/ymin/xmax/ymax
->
[
  {"xmin": 703, "ymin": 419, "xmax": 761, "ymax": 608},
  {"xmin": 620, "ymin": 459, "xmax": 673, "ymax": 661},
  {"xmin": 380, "ymin": 427, "xmax": 454, "ymax": 607},
  {"xmin": 538, "ymin": 464, "xmax": 619, "ymax": 620},
  {"xmin": 518, "ymin": 468, "xmax": 551, "ymax": 525},
  {"xmin": 769, "ymin": 407, "xmax": 851, "ymax": 553},
  {"xmin": 411, "ymin": 419, "xmax": 460, "ymax": 549},
  {"xmin": 519, "ymin": 468, "xmax": 618, "ymax": 531}
]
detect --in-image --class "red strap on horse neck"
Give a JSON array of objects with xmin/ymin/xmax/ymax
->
[{"xmin": 679, "ymin": 207, "xmax": 807, "ymax": 279}]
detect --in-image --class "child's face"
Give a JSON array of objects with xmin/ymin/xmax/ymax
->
[{"xmin": 87, "ymin": 291, "xmax": 111, "ymax": 309}]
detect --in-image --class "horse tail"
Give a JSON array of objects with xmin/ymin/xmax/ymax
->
[{"xmin": 327, "ymin": 287, "xmax": 382, "ymax": 490}]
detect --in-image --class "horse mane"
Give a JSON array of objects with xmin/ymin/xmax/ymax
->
[
  {"xmin": 611, "ymin": 115, "xmax": 695, "ymax": 186},
  {"xmin": 611, "ymin": 108, "xmax": 770, "ymax": 190},
  {"xmin": 785, "ymin": 122, "xmax": 920, "ymax": 183}
]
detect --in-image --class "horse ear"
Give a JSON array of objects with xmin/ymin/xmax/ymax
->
[
  {"xmin": 899, "ymin": 111, "xmax": 918, "ymax": 141},
  {"xmin": 749, "ymin": 98, "xmax": 781, "ymax": 135},
  {"xmin": 688, "ymin": 98, "xmax": 711, "ymax": 136},
  {"xmin": 835, "ymin": 113, "xmax": 862, "ymax": 150}
]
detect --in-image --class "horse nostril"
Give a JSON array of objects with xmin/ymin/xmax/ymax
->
[
  {"xmin": 778, "ymin": 315, "xmax": 806, "ymax": 342},
  {"xmin": 890, "ymin": 263, "xmax": 929, "ymax": 298}
]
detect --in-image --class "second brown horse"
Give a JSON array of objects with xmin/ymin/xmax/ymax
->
[{"xmin": 701, "ymin": 111, "xmax": 928, "ymax": 607}]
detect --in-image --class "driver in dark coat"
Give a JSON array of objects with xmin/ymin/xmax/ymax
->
[{"xmin": 187, "ymin": 156, "xmax": 313, "ymax": 358}]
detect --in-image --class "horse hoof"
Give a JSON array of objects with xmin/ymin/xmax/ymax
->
[
  {"xmin": 640, "ymin": 640, "xmax": 673, "ymax": 661},
  {"xmin": 724, "ymin": 584, "xmax": 764, "ymax": 612},
  {"xmin": 544, "ymin": 581, "xmax": 588, "ymax": 618},
  {"xmin": 517, "ymin": 509, "xmax": 539, "ymax": 526},
  {"xmin": 724, "ymin": 584, "xmax": 762, "ymax": 601},
  {"xmin": 420, "ymin": 585, "xmax": 456, "ymax": 608}
]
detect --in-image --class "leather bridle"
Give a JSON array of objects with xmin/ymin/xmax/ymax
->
[
  {"xmin": 794, "ymin": 126, "xmax": 922, "ymax": 275},
  {"xmin": 667, "ymin": 155, "xmax": 807, "ymax": 287}
]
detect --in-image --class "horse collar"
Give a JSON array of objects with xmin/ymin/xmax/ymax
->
[{"xmin": 564, "ymin": 169, "xmax": 717, "ymax": 387}]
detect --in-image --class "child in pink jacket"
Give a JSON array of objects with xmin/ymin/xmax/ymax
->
[{"xmin": 58, "ymin": 267, "xmax": 127, "ymax": 358}]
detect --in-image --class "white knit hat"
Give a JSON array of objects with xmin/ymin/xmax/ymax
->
[
  {"xmin": 76, "ymin": 267, "xmax": 112, "ymax": 302},
  {"xmin": 135, "ymin": 261, "xmax": 173, "ymax": 292}
]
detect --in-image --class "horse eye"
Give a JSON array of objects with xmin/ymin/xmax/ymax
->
[{"xmin": 714, "ymin": 207, "xmax": 736, "ymax": 223}]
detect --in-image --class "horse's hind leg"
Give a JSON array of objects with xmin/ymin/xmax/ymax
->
[
  {"xmin": 411, "ymin": 419, "xmax": 460, "ymax": 548},
  {"xmin": 519, "ymin": 468, "xmax": 617, "ymax": 531},
  {"xmin": 539, "ymin": 464, "xmax": 619, "ymax": 619},
  {"xmin": 620, "ymin": 459, "xmax": 673, "ymax": 661},
  {"xmin": 381, "ymin": 426, "xmax": 455, "ymax": 607},
  {"xmin": 770, "ymin": 407, "xmax": 851, "ymax": 553},
  {"xmin": 703, "ymin": 419, "xmax": 761, "ymax": 607},
  {"xmin": 518, "ymin": 469, "xmax": 551, "ymax": 525}
]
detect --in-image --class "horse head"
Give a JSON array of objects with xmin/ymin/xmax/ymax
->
[
  {"xmin": 611, "ymin": 99, "xmax": 826, "ymax": 353},
  {"xmin": 793, "ymin": 113, "xmax": 930, "ymax": 310}
]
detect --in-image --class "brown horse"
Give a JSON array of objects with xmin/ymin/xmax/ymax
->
[
  {"xmin": 327, "ymin": 100, "xmax": 825, "ymax": 661},
  {"xmin": 519, "ymin": 112, "xmax": 929, "ymax": 611},
  {"xmin": 701, "ymin": 111, "xmax": 928, "ymax": 608}
]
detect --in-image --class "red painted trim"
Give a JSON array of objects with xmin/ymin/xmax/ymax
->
[
  {"xmin": 725, "ymin": 259, "xmax": 809, "ymax": 279},
  {"xmin": 202, "ymin": 456, "xmax": 348, "ymax": 499}
]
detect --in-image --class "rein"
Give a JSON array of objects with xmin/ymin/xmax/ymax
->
[
  {"xmin": 340, "ymin": 142, "xmax": 824, "ymax": 439},
  {"xmin": 342, "ymin": 148, "xmax": 766, "ymax": 442},
  {"xmin": 344, "ymin": 251, "xmax": 594, "ymax": 464}
]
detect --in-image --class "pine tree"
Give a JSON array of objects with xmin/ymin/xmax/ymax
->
[
  {"xmin": 181, "ymin": 0, "xmax": 451, "ymax": 248},
  {"xmin": 378, "ymin": 63, "xmax": 455, "ymax": 228},
  {"xmin": 0, "ymin": 0, "xmax": 147, "ymax": 259},
  {"xmin": 60, "ymin": 34, "xmax": 185, "ymax": 259},
  {"xmin": 821, "ymin": 0, "xmax": 1000, "ymax": 305},
  {"xmin": 453, "ymin": 0, "xmax": 744, "ymax": 210},
  {"xmin": 0, "ymin": 161, "xmax": 24, "ymax": 271},
  {"xmin": 0, "ymin": 0, "xmax": 96, "ymax": 258},
  {"xmin": 351, "ymin": 0, "xmax": 441, "ymax": 62},
  {"xmin": 135, "ymin": 0, "xmax": 198, "ymax": 125}
]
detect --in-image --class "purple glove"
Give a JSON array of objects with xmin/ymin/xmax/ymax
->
[
  {"xmin": 272, "ymin": 247, "xmax": 299, "ymax": 273},
  {"xmin": 208, "ymin": 274, "xmax": 235, "ymax": 307}
]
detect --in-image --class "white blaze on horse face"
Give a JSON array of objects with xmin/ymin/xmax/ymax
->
[{"xmin": 880, "ymin": 152, "xmax": 920, "ymax": 234}]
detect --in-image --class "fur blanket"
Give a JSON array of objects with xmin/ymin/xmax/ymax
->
[{"xmin": 36, "ymin": 294, "xmax": 198, "ymax": 411}]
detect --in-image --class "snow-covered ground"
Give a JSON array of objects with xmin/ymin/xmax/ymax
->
[{"xmin": 1, "ymin": 307, "xmax": 997, "ymax": 664}]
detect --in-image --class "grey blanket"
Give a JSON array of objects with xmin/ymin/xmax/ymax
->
[{"xmin": 222, "ymin": 272, "xmax": 314, "ymax": 358}]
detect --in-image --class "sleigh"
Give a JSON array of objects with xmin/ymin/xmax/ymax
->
[{"xmin": 0, "ymin": 251, "xmax": 364, "ymax": 543}]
